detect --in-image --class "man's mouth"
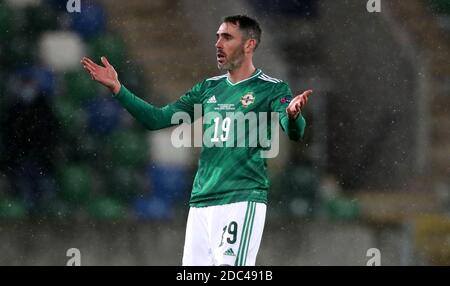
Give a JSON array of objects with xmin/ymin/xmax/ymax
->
[{"xmin": 217, "ymin": 52, "xmax": 226, "ymax": 63}]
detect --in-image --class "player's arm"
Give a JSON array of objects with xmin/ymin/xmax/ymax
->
[
  {"xmin": 81, "ymin": 56, "xmax": 198, "ymax": 130},
  {"xmin": 271, "ymin": 83, "xmax": 312, "ymax": 141},
  {"xmin": 284, "ymin": 89, "xmax": 311, "ymax": 140}
]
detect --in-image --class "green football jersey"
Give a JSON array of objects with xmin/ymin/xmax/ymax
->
[{"xmin": 114, "ymin": 69, "xmax": 306, "ymax": 207}]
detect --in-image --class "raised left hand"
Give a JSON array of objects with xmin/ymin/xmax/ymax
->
[{"xmin": 286, "ymin": 89, "xmax": 313, "ymax": 119}]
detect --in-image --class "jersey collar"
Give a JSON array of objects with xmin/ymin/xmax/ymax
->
[{"xmin": 226, "ymin": 69, "xmax": 262, "ymax": 86}]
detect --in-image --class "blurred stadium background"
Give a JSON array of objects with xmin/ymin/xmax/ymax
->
[{"xmin": 0, "ymin": 0, "xmax": 449, "ymax": 265}]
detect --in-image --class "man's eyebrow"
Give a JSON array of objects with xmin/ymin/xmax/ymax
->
[{"xmin": 216, "ymin": 32, "xmax": 233, "ymax": 38}]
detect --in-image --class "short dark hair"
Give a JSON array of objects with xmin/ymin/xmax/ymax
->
[{"xmin": 223, "ymin": 15, "xmax": 262, "ymax": 50}]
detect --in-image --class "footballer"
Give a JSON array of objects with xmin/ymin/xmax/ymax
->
[{"xmin": 81, "ymin": 15, "xmax": 312, "ymax": 266}]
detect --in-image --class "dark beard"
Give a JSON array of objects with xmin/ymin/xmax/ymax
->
[{"xmin": 218, "ymin": 45, "xmax": 245, "ymax": 71}]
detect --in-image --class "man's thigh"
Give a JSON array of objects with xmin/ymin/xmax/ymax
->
[
  {"xmin": 210, "ymin": 201, "xmax": 267, "ymax": 266},
  {"xmin": 182, "ymin": 207, "xmax": 214, "ymax": 266}
]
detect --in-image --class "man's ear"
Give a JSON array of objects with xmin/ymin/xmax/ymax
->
[{"xmin": 245, "ymin": 39, "xmax": 257, "ymax": 52}]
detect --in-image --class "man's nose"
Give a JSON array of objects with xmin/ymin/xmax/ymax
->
[{"xmin": 215, "ymin": 38, "xmax": 223, "ymax": 49}]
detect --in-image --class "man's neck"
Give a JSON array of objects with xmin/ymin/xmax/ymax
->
[{"xmin": 227, "ymin": 62, "xmax": 257, "ymax": 84}]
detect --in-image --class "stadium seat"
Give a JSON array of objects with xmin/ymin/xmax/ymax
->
[
  {"xmin": 119, "ymin": 61, "xmax": 150, "ymax": 98},
  {"xmin": 87, "ymin": 197, "xmax": 127, "ymax": 221},
  {"xmin": 429, "ymin": 0, "xmax": 450, "ymax": 14},
  {"xmin": 2, "ymin": 36, "xmax": 37, "ymax": 69},
  {"xmin": 70, "ymin": 0, "xmax": 106, "ymax": 39},
  {"xmin": 39, "ymin": 31, "xmax": 86, "ymax": 72},
  {"xmin": 324, "ymin": 196, "xmax": 360, "ymax": 222},
  {"xmin": 87, "ymin": 33, "xmax": 127, "ymax": 70},
  {"xmin": 53, "ymin": 95, "xmax": 87, "ymax": 139},
  {"xmin": 133, "ymin": 195, "xmax": 174, "ymax": 221},
  {"xmin": 84, "ymin": 96, "xmax": 123, "ymax": 135},
  {"xmin": 5, "ymin": 0, "xmax": 41, "ymax": 8},
  {"xmin": 147, "ymin": 164, "xmax": 190, "ymax": 205},
  {"xmin": 47, "ymin": 0, "xmax": 74, "ymax": 12},
  {"xmin": 22, "ymin": 3, "xmax": 59, "ymax": 37},
  {"xmin": 0, "ymin": 2, "xmax": 21, "ymax": 68},
  {"xmin": 0, "ymin": 197, "xmax": 28, "ymax": 220},
  {"xmin": 64, "ymin": 71, "xmax": 102, "ymax": 104},
  {"xmin": 131, "ymin": 162, "xmax": 190, "ymax": 221},
  {"xmin": 16, "ymin": 66, "xmax": 55, "ymax": 96},
  {"xmin": 0, "ymin": 1, "xmax": 14, "ymax": 41},
  {"xmin": 107, "ymin": 166, "xmax": 141, "ymax": 202},
  {"xmin": 107, "ymin": 130, "xmax": 148, "ymax": 167},
  {"xmin": 59, "ymin": 165, "xmax": 93, "ymax": 204}
]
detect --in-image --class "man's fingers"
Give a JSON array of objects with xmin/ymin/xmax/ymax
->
[
  {"xmin": 83, "ymin": 65, "xmax": 97, "ymax": 77},
  {"xmin": 293, "ymin": 90, "xmax": 312, "ymax": 108},
  {"xmin": 82, "ymin": 57, "xmax": 95, "ymax": 66},
  {"xmin": 296, "ymin": 89, "xmax": 313, "ymax": 99},
  {"xmin": 82, "ymin": 57, "xmax": 101, "ymax": 70},
  {"xmin": 288, "ymin": 102, "xmax": 299, "ymax": 113},
  {"xmin": 286, "ymin": 90, "xmax": 312, "ymax": 118},
  {"xmin": 83, "ymin": 63, "xmax": 95, "ymax": 72},
  {"xmin": 85, "ymin": 57, "xmax": 97, "ymax": 66},
  {"xmin": 302, "ymin": 89, "xmax": 313, "ymax": 98},
  {"xmin": 101, "ymin": 56, "xmax": 111, "ymax": 67},
  {"xmin": 82, "ymin": 59, "xmax": 98, "ymax": 72},
  {"xmin": 293, "ymin": 95, "xmax": 306, "ymax": 106},
  {"xmin": 302, "ymin": 96, "xmax": 308, "ymax": 106}
]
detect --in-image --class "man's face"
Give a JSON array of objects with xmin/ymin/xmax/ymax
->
[{"xmin": 215, "ymin": 22, "xmax": 246, "ymax": 71}]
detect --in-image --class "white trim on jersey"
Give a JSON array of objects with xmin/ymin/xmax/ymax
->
[
  {"xmin": 261, "ymin": 73, "xmax": 283, "ymax": 82},
  {"xmin": 206, "ymin": 74, "xmax": 228, "ymax": 81},
  {"xmin": 258, "ymin": 75, "xmax": 278, "ymax": 84},
  {"xmin": 258, "ymin": 73, "xmax": 282, "ymax": 83},
  {"xmin": 226, "ymin": 69, "xmax": 262, "ymax": 86}
]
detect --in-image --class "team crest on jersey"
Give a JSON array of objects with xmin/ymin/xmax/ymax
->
[{"xmin": 240, "ymin": 93, "xmax": 255, "ymax": 108}]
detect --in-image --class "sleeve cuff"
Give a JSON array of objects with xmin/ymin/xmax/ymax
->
[{"xmin": 113, "ymin": 84, "xmax": 126, "ymax": 98}]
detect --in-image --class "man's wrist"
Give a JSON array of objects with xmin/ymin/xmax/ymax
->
[
  {"xmin": 111, "ymin": 81, "xmax": 121, "ymax": 95},
  {"xmin": 288, "ymin": 112, "xmax": 300, "ymax": 120}
]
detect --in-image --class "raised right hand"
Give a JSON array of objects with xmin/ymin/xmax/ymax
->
[{"xmin": 81, "ymin": 56, "xmax": 121, "ymax": 94}]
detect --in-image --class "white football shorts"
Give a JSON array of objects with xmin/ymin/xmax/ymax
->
[{"xmin": 182, "ymin": 201, "xmax": 266, "ymax": 266}]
